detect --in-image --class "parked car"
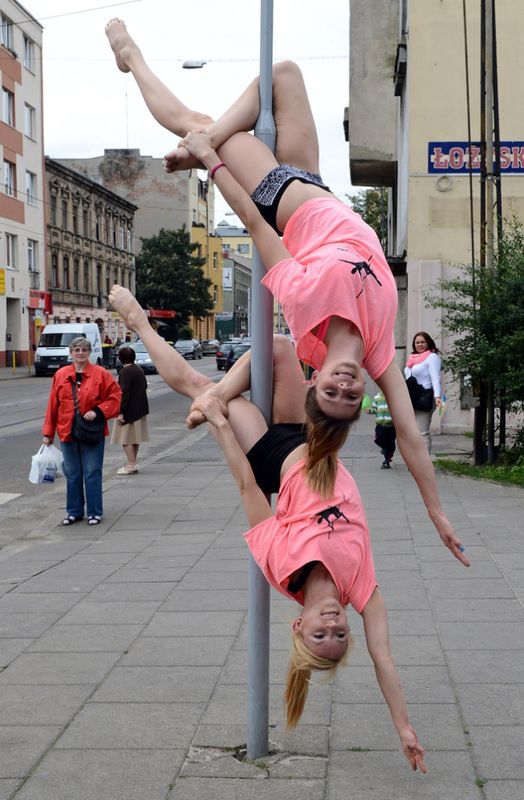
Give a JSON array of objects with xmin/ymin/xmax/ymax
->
[
  {"xmin": 225, "ymin": 343, "xmax": 251, "ymax": 372},
  {"xmin": 215, "ymin": 341, "xmax": 236, "ymax": 371},
  {"xmin": 201, "ymin": 338, "xmax": 220, "ymax": 356},
  {"xmin": 174, "ymin": 339, "xmax": 203, "ymax": 360},
  {"xmin": 116, "ymin": 341, "xmax": 157, "ymax": 374}
]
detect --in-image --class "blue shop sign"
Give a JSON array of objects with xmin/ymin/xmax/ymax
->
[{"xmin": 428, "ymin": 141, "xmax": 524, "ymax": 173}]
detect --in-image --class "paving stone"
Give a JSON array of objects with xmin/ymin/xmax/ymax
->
[
  {"xmin": 57, "ymin": 600, "xmax": 161, "ymax": 625},
  {"xmin": 105, "ymin": 566, "xmax": 187, "ymax": 583},
  {"xmin": 0, "ymin": 592, "xmax": 85, "ymax": 613},
  {"xmin": 0, "ymin": 613, "xmax": 59, "ymax": 638},
  {"xmin": 14, "ymin": 750, "xmax": 185, "ymax": 800},
  {"xmin": 87, "ymin": 582, "xmax": 174, "ymax": 602},
  {"xmin": 437, "ymin": 622, "xmax": 524, "ymax": 650},
  {"xmin": 470, "ymin": 725, "xmax": 524, "ymax": 779},
  {"xmin": 161, "ymin": 589, "xmax": 248, "ymax": 612},
  {"xmin": 425, "ymin": 579, "xmax": 515, "ymax": 599},
  {"xmin": 0, "ymin": 779, "xmax": 21, "ymax": 799},
  {"xmin": 0, "ymin": 638, "xmax": 32, "ymax": 666},
  {"xmin": 459, "ymin": 684, "xmax": 524, "ymax": 726},
  {"xmin": 92, "ymin": 665, "xmax": 221, "ymax": 702},
  {"xmin": 143, "ymin": 610, "xmax": 245, "ymax": 637},
  {"xmin": 0, "ymin": 726, "xmax": 62, "ymax": 778},
  {"xmin": 167, "ymin": 776, "xmax": 324, "ymax": 800},
  {"xmin": 429, "ymin": 597, "xmax": 524, "ymax": 622},
  {"xmin": 120, "ymin": 635, "xmax": 235, "ymax": 666},
  {"xmin": 0, "ymin": 684, "xmax": 92, "ymax": 724},
  {"xmin": 483, "ymin": 780, "xmax": 524, "ymax": 800},
  {"xmin": 28, "ymin": 623, "xmax": 143, "ymax": 652},
  {"xmin": 447, "ymin": 650, "xmax": 524, "ymax": 684},
  {"xmin": 331, "ymin": 702, "xmax": 467, "ymax": 751},
  {"xmin": 0, "ymin": 651, "xmax": 120, "ymax": 685},
  {"xmin": 56, "ymin": 701, "xmax": 204, "ymax": 749},
  {"xmin": 335, "ymin": 665, "xmax": 454, "ymax": 704},
  {"xmin": 327, "ymin": 750, "xmax": 479, "ymax": 799}
]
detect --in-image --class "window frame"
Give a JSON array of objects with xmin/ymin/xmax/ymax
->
[
  {"xmin": 24, "ymin": 103, "xmax": 36, "ymax": 139},
  {"xmin": 2, "ymin": 87, "xmax": 14, "ymax": 126},
  {"xmin": 26, "ymin": 170, "xmax": 37, "ymax": 205},
  {"xmin": 23, "ymin": 36, "xmax": 35, "ymax": 72},
  {"xmin": 3, "ymin": 159, "xmax": 15, "ymax": 197},
  {"xmin": 6, "ymin": 232, "xmax": 17, "ymax": 269},
  {"xmin": 27, "ymin": 239, "xmax": 38, "ymax": 272},
  {"xmin": 1, "ymin": 14, "xmax": 13, "ymax": 50}
]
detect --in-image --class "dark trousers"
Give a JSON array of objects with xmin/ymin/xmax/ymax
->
[{"xmin": 374, "ymin": 424, "xmax": 396, "ymax": 461}]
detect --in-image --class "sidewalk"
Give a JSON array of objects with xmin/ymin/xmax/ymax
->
[
  {"xmin": 0, "ymin": 413, "xmax": 523, "ymax": 800},
  {"xmin": 0, "ymin": 367, "xmax": 33, "ymax": 381}
]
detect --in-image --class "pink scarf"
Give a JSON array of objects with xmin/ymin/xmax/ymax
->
[{"xmin": 406, "ymin": 350, "xmax": 433, "ymax": 369}]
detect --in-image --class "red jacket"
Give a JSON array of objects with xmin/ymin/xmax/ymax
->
[{"xmin": 42, "ymin": 363, "xmax": 122, "ymax": 442}]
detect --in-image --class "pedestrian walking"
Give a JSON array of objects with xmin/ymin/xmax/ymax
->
[
  {"xmin": 404, "ymin": 331, "xmax": 442, "ymax": 453},
  {"xmin": 369, "ymin": 389, "xmax": 397, "ymax": 469},
  {"xmin": 111, "ymin": 346, "xmax": 149, "ymax": 474}
]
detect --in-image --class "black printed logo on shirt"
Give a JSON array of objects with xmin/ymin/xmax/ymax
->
[
  {"xmin": 316, "ymin": 504, "xmax": 350, "ymax": 534},
  {"xmin": 337, "ymin": 250, "xmax": 382, "ymax": 297}
]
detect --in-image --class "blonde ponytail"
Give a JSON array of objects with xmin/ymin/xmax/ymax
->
[
  {"xmin": 304, "ymin": 387, "xmax": 360, "ymax": 497},
  {"xmin": 284, "ymin": 631, "xmax": 353, "ymax": 729}
]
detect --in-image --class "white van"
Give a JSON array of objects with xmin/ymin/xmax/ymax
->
[{"xmin": 34, "ymin": 323, "xmax": 103, "ymax": 376}]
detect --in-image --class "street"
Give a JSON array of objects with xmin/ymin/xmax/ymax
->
[{"xmin": 0, "ymin": 359, "xmax": 220, "ymax": 548}]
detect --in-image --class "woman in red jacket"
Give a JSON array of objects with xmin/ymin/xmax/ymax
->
[{"xmin": 42, "ymin": 336, "xmax": 121, "ymax": 526}]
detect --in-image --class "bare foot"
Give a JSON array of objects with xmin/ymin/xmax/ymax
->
[
  {"xmin": 164, "ymin": 145, "xmax": 203, "ymax": 173},
  {"xmin": 108, "ymin": 285, "xmax": 148, "ymax": 332},
  {"xmin": 186, "ymin": 387, "xmax": 229, "ymax": 429},
  {"xmin": 105, "ymin": 18, "xmax": 140, "ymax": 74}
]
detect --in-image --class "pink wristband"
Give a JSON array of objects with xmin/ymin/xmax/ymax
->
[{"xmin": 209, "ymin": 162, "xmax": 226, "ymax": 180}]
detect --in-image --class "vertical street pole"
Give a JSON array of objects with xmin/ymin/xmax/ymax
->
[{"xmin": 246, "ymin": 0, "xmax": 275, "ymax": 761}]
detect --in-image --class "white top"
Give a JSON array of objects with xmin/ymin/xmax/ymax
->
[{"xmin": 404, "ymin": 352, "xmax": 442, "ymax": 397}]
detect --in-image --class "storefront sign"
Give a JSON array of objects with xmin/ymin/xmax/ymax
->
[
  {"xmin": 146, "ymin": 309, "xmax": 177, "ymax": 319},
  {"xmin": 428, "ymin": 141, "xmax": 524, "ymax": 173},
  {"xmin": 0, "ymin": 268, "xmax": 5, "ymax": 295}
]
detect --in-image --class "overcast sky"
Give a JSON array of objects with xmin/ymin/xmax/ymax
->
[{"xmin": 39, "ymin": 0, "xmax": 352, "ymax": 223}]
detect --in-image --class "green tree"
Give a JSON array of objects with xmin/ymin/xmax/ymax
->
[
  {"xmin": 135, "ymin": 227, "xmax": 213, "ymax": 337},
  {"xmin": 426, "ymin": 218, "xmax": 524, "ymax": 462},
  {"xmin": 348, "ymin": 187, "xmax": 388, "ymax": 248}
]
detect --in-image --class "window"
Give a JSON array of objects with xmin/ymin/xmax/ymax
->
[
  {"xmin": 83, "ymin": 259, "xmax": 89, "ymax": 292},
  {"xmin": 26, "ymin": 171, "xmax": 37, "ymax": 205},
  {"xmin": 237, "ymin": 243, "xmax": 250, "ymax": 254},
  {"xmin": 63, "ymin": 256, "xmax": 70, "ymax": 289},
  {"xmin": 23, "ymin": 36, "xmax": 35, "ymax": 71},
  {"xmin": 24, "ymin": 104, "xmax": 36, "ymax": 139},
  {"xmin": 83, "ymin": 207, "xmax": 89, "ymax": 237},
  {"xmin": 72, "ymin": 205, "xmax": 78, "ymax": 234},
  {"xmin": 1, "ymin": 14, "xmax": 13, "ymax": 50},
  {"xmin": 51, "ymin": 254, "xmax": 58, "ymax": 286},
  {"xmin": 3, "ymin": 160, "xmax": 15, "ymax": 197},
  {"xmin": 119, "ymin": 225, "xmax": 125, "ymax": 249},
  {"xmin": 96, "ymin": 263, "xmax": 102, "ymax": 292},
  {"xmin": 2, "ymin": 88, "xmax": 14, "ymax": 126},
  {"xmin": 73, "ymin": 258, "xmax": 80, "ymax": 290},
  {"xmin": 6, "ymin": 233, "xmax": 17, "ymax": 268},
  {"xmin": 62, "ymin": 198, "xmax": 68, "ymax": 229},
  {"xmin": 27, "ymin": 239, "xmax": 38, "ymax": 272},
  {"xmin": 127, "ymin": 229, "xmax": 132, "ymax": 252},
  {"xmin": 213, "ymin": 284, "xmax": 218, "ymax": 303},
  {"xmin": 213, "ymin": 252, "xmax": 218, "ymax": 270},
  {"xmin": 50, "ymin": 195, "xmax": 57, "ymax": 225},
  {"xmin": 96, "ymin": 214, "xmax": 101, "ymax": 241}
]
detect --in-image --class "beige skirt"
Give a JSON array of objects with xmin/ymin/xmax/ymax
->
[{"xmin": 111, "ymin": 416, "xmax": 150, "ymax": 445}]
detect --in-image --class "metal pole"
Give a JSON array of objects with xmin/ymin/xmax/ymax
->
[{"xmin": 246, "ymin": 0, "xmax": 275, "ymax": 761}]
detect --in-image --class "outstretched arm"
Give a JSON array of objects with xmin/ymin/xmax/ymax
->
[
  {"xmin": 193, "ymin": 395, "xmax": 272, "ymax": 528},
  {"xmin": 361, "ymin": 589, "xmax": 427, "ymax": 774},
  {"xmin": 376, "ymin": 360, "xmax": 469, "ymax": 567},
  {"xmin": 179, "ymin": 131, "xmax": 290, "ymax": 271}
]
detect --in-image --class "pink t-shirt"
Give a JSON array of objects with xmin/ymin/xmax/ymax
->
[
  {"xmin": 244, "ymin": 459, "xmax": 377, "ymax": 613},
  {"xmin": 262, "ymin": 197, "xmax": 398, "ymax": 379}
]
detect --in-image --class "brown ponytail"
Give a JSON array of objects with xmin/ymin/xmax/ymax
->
[
  {"xmin": 304, "ymin": 386, "xmax": 360, "ymax": 497},
  {"xmin": 285, "ymin": 631, "xmax": 353, "ymax": 729}
]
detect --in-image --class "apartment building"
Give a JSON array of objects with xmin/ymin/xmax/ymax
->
[
  {"xmin": 59, "ymin": 150, "xmax": 223, "ymax": 339},
  {"xmin": 349, "ymin": 0, "xmax": 524, "ymax": 431},
  {"xmin": 45, "ymin": 158, "xmax": 137, "ymax": 342},
  {"xmin": 0, "ymin": 0, "xmax": 44, "ymax": 366}
]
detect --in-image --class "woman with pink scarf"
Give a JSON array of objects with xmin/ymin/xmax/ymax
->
[{"xmin": 404, "ymin": 332, "xmax": 442, "ymax": 453}]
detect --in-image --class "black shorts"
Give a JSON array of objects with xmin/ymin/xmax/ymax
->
[
  {"xmin": 246, "ymin": 423, "xmax": 307, "ymax": 495},
  {"xmin": 251, "ymin": 164, "xmax": 331, "ymax": 235}
]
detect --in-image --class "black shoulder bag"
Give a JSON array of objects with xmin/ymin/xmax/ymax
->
[
  {"xmin": 405, "ymin": 375, "xmax": 434, "ymax": 412},
  {"xmin": 71, "ymin": 380, "xmax": 105, "ymax": 445}
]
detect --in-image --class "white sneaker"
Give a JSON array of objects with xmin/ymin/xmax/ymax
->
[{"xmin": 117, "ymin": 464, "xmax": 138, "ymax": 475}]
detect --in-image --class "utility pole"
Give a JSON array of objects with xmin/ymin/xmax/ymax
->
[{"xmin": 246, "ymin": 0, "xmax": 275, "ymax": 761}]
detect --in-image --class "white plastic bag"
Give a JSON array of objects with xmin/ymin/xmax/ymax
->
[{"xmin": 29, "ymin": 444, "xmax": 64, "ymax": 485}]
